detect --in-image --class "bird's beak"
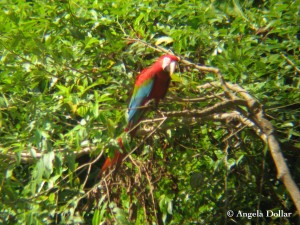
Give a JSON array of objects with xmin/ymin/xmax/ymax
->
[{"xmin": 169, "ymin": 61, "xmax": 177, "ymax": 75}]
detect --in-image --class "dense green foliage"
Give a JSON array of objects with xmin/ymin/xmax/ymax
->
[{"xmin": 0, "ymin": 0, "xmax": 299, "ymax": 224}]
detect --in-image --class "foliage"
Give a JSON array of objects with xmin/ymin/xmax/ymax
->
[{"xmin": 0, "ymin": 0, "xmax": 299, "ymax": 224}]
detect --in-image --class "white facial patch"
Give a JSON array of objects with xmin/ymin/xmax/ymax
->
[{"xmin": 162, "ymin": 57, "xmax": 171, "ymax": 70}]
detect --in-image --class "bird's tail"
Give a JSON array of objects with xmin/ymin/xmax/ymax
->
[{"xmin": 99, "ymin": 138, "xmax": 125, "ymax": 176}]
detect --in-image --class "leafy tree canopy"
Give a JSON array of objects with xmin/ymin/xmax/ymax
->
[{"xmin": 0, "ymin": 0, "xmax": 299, "ymax": 224}]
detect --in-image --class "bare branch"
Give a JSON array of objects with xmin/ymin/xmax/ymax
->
[
  {"xmin": 281, "ymin": 53, "xmax": 300, "ymax": 73},
  {"xmin": 207, "ymin": 83, "xmax": 300, "ymax": 214},
  {"xmin": 212, "ymin": 111, "xmax": 267, "ymax": 142},
  {"xmin": 5, "ymin": 37, "xmax": 299, "ymax": 215},
  {"xmin": 163, "ymin": 99, "xmax": 247, "ymax": 118},
  {"xmin": 124, "ymin": 38, "xmax": 220, "ymax": 73},
  {"xmin": 166, "ymin": 93, "xmax": 224, "ymax": 103}
]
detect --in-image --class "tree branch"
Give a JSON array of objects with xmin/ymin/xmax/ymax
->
[
  {"xmin": 163, "ymin": 99, "xmax": 247, "ymax": 118},
  {"xmin": 4, "ymin": 38, "xmax": 299, "ymax": 215},
  {"xmin": 126, "ymin": 38, "xmax": 300, "ymax": 214}
]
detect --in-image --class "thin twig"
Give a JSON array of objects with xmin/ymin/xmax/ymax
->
[
  {"xmin": 281, "ymin": 53, "xmax": 300, "ymax": 73},
  {"xmin": 124, "ymin": 37, "xmax": 221, "ymax": 73},
  {"xmin": 143, "ymin": 164, "xmax": 158, "ymax": 224},
  {"xmin": 162, "ymin": 99, "xmax": 247, "ymax": 118},
  {"xmin": 166, "ymin": 93, "xmax": 224, "ymax": 103}
]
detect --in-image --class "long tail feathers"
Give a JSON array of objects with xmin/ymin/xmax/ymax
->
[{"xmin": 99, "ymin": 138, "xmax": 125, "ymax": 176}]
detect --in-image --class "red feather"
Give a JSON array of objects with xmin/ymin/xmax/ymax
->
[
  {"xmin": 99, "ymin": 138, "xmax": 124, "ymax": 174},
  {"xmin": 99, "ymin": 54, "xmax": 178, "ymax": 176}
]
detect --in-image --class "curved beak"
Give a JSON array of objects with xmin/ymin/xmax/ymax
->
[{"xmin": 168, "ymin": 61, "xmax": 177, "ymax": 75}]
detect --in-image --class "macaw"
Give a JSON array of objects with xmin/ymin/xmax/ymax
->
[{"xmin": 100, "ymin": 54, "xmax": 179, "ymax": 175}]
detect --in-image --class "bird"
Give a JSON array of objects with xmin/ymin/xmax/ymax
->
[{"xmin": 100, "ymin": 54, "xmax": 179, "ymax": 175}]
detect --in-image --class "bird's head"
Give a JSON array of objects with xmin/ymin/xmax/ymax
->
[{"xmin": 160, "ymin": 54, "xmax": 179, "ymax": 75}]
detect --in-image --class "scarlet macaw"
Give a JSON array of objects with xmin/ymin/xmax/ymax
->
[{"xmin": 100, "ymin": 54, "xmax": 179, "ymax": 174}]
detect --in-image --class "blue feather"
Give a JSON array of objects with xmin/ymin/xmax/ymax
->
[{"xmin": 128, "ymin": 78, "xmax": 154, "ymax": 127}]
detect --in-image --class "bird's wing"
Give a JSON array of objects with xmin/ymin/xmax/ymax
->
[{"xmin": 128, "ymin": 76, "xmax": 155, "ymax": 127}]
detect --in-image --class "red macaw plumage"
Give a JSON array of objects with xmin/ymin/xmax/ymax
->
[{"xmin": 100, "ymin": 54, "xmax": 179, "ymax": 175}]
